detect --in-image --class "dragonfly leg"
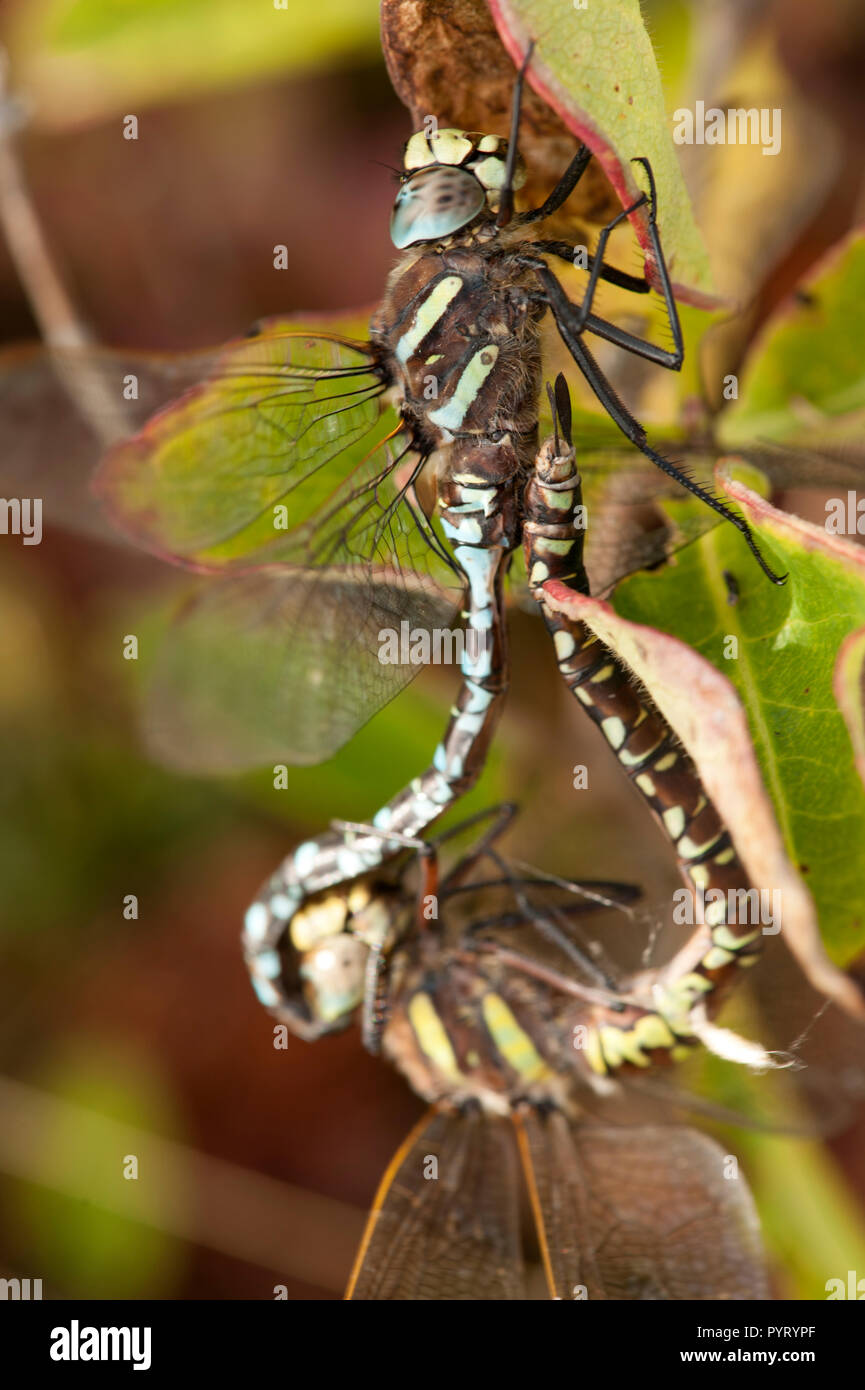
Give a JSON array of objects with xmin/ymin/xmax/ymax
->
[
  {"xmin": 456, "ymin": 938, "xmax": 625, "ymax": 1011},
  {"xmin": 360, "ymin": 941, "xmax": 391, "ymax": 1056},
  {"xmin": 519, "ymin": 156, "xmax": 683, "ymax": 362},
  {"xmin": 526, "ymin": 261, "xmax": 785, "ymax": 584},
  {"xmin": 339, "ymin": 804, "xmax": 518, "ymax": 1055},
  {"xmin": 514, "ymin": 144, "xmax": 593, "ymax": 227},
  {"xmin": 495, "ymin": 40, "xmax": 536, "ymax": 228},
  {"xmin": 518, "ymin": 178, "xmax": 660, "ymax": 304},
  {"xmin": 243, "ymin": 458, "xmax": 518, "ymax": 1031},
  {"xmin": 560, "ymin": 158, "xmax": 682, "ymax": 362},
  {"xmin": 529, "ymin": 237, "xmax": 650, "ymax": 295}
]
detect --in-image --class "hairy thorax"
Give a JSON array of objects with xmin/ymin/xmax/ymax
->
[
  {"xmin": 380, "ymin": 946, "xmax": 578, "ymax": 1116},
  {"xmin": 370, "ymin": 233, "xmax": 545, "ymax": 477}
]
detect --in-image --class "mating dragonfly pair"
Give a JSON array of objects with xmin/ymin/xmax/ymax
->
[{"xmin": 7, "ymin": 45, "xmax": 853, "ymax": 1298}]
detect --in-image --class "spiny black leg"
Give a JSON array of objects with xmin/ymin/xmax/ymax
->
[
  {"xmin": 496, "ymin": 41, "xmax": 535, "ymax": 228},
  {"xmin": 517, "ymin": 251, "xmax": 683, "ymax": 369},
  {"xmin": 434, "ymin": 803, "xmax": 519, "ymax": 897},
  {"xmin": 631, "ymin": 155, "xmax": 684, "ymax": 366},
  {"xmin": 531, "ymin": 237, "xmax": 650, "ymax": 295},
  {"xmin": 516, "ymin": 143, "xmax": 594, "ymax": 226},
  {"xmin": 571, "ymin": 191, "xmax": 649, "ymax": 333},
  {"xmin": 565, "ymin": 159, "xmax": 684, "ymax": 364},
  {"xmin": 464, "ymin": 847, "xmax": 616, "ymax": 986},
  {"xmin": 538, "ymin": 270, "xmax": 787, "ymax": 584},
  {"xmin": 519, "ymin": 157, "xmax": 685, "ymax": 369}
]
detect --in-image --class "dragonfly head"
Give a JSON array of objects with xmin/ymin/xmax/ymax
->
[
  {"xmin": 290, "ymin": 881, "xmax": 402, "ymax": 1031},
  {"xmin": 390, "ymin": 128, "xmax": 526, "ymax": 249}
]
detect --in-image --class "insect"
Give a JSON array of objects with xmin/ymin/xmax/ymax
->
[
  {"xmin": 265, "ymin": 804, "xmax": 770, "ymax": 1300},
  {"xmin": 0, "ymin": 46, "xmax": 841, "ymax": 1018},
  {"xmin": 4, "ymin": 39, "xmax": 856, "ymax": 790},
  {"xmin": 244, "ymin": 378, "xmax": 763, "ymax": 1045},
  {"xmin": 11, "ymin": 41, "xmax": 797, "ymax": 774}
]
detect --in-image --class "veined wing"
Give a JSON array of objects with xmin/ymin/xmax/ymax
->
[
  {"xmin": 144, "ymin": 565, "xmax": 457, "ymax": 772},
  {"xmin": 346, "ymin": 1107, "xmax": 526, "ymax": 1300},
  {"xmin": 516, "ymin": 1107, "xmax": 768, "ymax": 1300},
  {"xmin": 0, "ymin": 338, "xmax": 237, "ymax": 546},
  {"xmin": 0, "ymin": 326, "xmax": 462, "ymax": 769},
  {"xmin": 91, "ymin": 320, "xmax": 449, "ymax": 583},
  {"xmin": 121, "ymin": 322, "xmax": 463, "ymax": 768},
  {"xmin": 0, "ymin": 322, "xmax": 460, "ymax": 592}
]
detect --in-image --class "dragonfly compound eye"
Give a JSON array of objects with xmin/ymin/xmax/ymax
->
[
  {"xmin": 391, "ymin": 165, "xmax": 487, "ymax": 248},
  {"xmin": 299, "ymin": 932, "xmax": 368, "ymax": 1025}
]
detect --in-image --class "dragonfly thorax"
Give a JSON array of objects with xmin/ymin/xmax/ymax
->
[{"xmin": 391, "ymin": 128, "xmax": 526, "ymax": 249}]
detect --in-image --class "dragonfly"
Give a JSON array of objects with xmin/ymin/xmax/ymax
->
[
  {"xmin": 244, "ymin": 376, "xmax": 765, "ymax": 1042},
  {"xmin": 266, "ymin": 802, "xmax": 773, "ymax": 1300},
  {"xmin": 2, "ymin": 40, "xmax": 812, "ymax": 787},
  {"xmin": 2, "ymin": 45, "xmax": 857, "ymax": 1001}
]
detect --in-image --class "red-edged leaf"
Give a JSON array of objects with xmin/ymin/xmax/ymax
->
[{"xmin": 540, "ymin": 577, "xmax": 865, "ymax": 1021}]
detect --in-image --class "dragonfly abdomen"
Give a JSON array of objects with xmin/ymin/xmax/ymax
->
[{"xmin": 521, "ymin": 409, "xmax": 764, "ymax": 1076}]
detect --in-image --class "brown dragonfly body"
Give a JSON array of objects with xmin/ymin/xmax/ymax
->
[
  {"xmin": 280, "ymin": 813, "xmax": 769, "ymax": 1300},
  {"xmin": 245, "ymin": 384, "xmax": 762, "ymax": 1066},
  {"xmin": 243, "ymin": 56, "xmax": 772, "ymax": 1032}
]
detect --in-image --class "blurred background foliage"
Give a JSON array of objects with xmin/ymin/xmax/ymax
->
[{"xmin": 1, "ymin": 0, "xmax": 865, "ymax": 1300}]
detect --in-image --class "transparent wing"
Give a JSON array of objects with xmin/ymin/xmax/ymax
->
[
  {"xmin": 587, "ymin": 433, "xmax": 865, "ymax": 592},
  {"xmin": 0, "ymin": 328, "xmax": 461, "ymax": 769},
  {"xmin": 6, "ymin": 331, "xmax": 862, "ymax": 770},
  {"xmin": 346, "ymin": 1107, "xmax": 526, "ymax": 1301},
  {"xmin": 91, "ymin": 322, "xmax": 445, "ymax": 578},
  {"xmin": 517, "ymin": 1108, "xmax": 768, "ymax": 1300},
  {"xmin": 144, "ymin": 567, "xmax": 457, "ymax": 771},
  {"xmin": 0, "ymin": 339, "xmax": 229, "ymax": 545}
]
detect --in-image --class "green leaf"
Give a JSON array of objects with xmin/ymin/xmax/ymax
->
[
  {"xmin": 10, "ymin": 0, "xmax": 381, "ymax": 126},
  {"xmin": 613, "ymin": 469, "xmax": 865, "ymax": 966},
  {"xmin": 719, "ymin": 232, "xmax": 865, "ymax": 448},
  {"xmin": 488, "ymin": 0, "xmax": 714, "ymax": 298}
]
